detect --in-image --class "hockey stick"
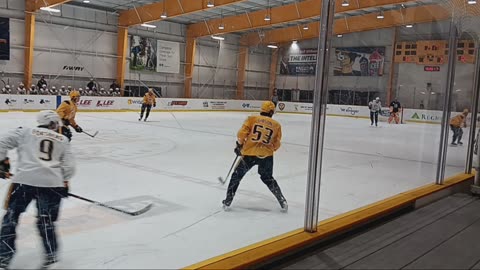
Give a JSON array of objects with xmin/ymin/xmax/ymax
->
[
  {"xmin": 68, "ymin": 193, "xmax": 153, "ymax": 216},
  {"xmin": 82, "ymin": 131, "xmax": 99, "ymax": 138},
  {"xmin": 218, "ymin": 155, "xmax": 243, "ymax": 185}
]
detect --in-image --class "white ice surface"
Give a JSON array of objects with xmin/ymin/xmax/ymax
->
[{"xmin": 0, "ymin": 111, "xmax": 468, "ymax": 269}]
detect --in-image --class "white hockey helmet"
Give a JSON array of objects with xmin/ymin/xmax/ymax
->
[{"xmin": 37, "ymin": 110, "xmax": 62, "ymax": 127}]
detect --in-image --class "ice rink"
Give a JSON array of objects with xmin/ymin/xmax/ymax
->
[{"xmin": 0, "ymin": 111, "xmax": 468, "ymax": 269}]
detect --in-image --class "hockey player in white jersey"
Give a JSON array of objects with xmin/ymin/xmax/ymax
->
[{"xmin": 0, "ymin": 110, "xmax": 75, "ymax": 269}]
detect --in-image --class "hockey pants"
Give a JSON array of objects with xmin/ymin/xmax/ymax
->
[
  {"xmin": 224, "ymin": 156, "xmax": 286, "ymax": 205},
  {"xmin": 370, "ymin": 111, "xmax": 379, "ymax": 125},
  {"xmin": 388, "ymin": 112, "xmax": 400, "ymax": 124},
  {"xmin": 140, "ymin": 104, "xmax": 152, "ymax": 119},
  {"xmin": 451, "ymin": 125, "xmax": 463, "ymax": 143},
  {"xmin": 0, "ymin": 184, "xmax": 63, "ymax": 263}
]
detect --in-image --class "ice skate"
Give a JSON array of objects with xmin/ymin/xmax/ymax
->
[
  {"xmin": 279, "ymin": 200, "xmax": 288, "ymax": 213},
  {"xmin": 0, "ymin": 257, "xmax": 10, "ymax": 270},
  {"xmin": 458, "ymin": 141, "xmax": 463, "ymax": 145},
  {"xmin": 222, "ymin": 199, "xmax": 231, "ymax": 211},
  {"xmin": 41, "ymin": 255, "xmax": 58, "ymax": 269},
  {"xmin": 138, "ymin": 117, "xmax": 142, "ymax": 121},
  {"xmin": 451, "ymin": 142, "xmax": 457, "ymax": 146}
]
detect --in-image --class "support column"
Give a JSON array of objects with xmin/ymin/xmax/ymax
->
[
  {"xmin": 184, "ymin": 36, "xmax": 196, "ymax": 98},
  {"xmin": 304, "ymin": 0, "xmax": 336, "ymax": 233},
  {"xmin": 24, "ymin": 4, "xmax": 36, "ymax": 89},
  {"xmin": 236, "ymin": 46, "xmax": 248, "ymax": 100},
  {"xmin": 436, "ymin": 18, "xmax": 458, "ymax": 184},
  {"xmin": 116, "ymin": 26, "xmax": 128, "ymax": 96},
  {"xmin": 466, "ymin": 39, "xmax": 480, "ymax": 175},
  {"xmin": 386, "ymin": 28, "xmax": 398, "ymax": 105},
  {"xmin": 268, "ymin": 49, "xmax": 279, "ymax": 98}
]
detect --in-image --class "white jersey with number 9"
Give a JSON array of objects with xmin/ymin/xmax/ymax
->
[{"xmin": 0, "ymin": 127, "xmax": 75, "ymax": 187}]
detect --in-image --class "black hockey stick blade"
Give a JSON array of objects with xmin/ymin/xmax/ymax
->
[
  {"xmin": 83, "ymin": 131, "xmax": 99, "ymax": 138},
  {"xmin": 218, "ymin": 176, "xmax": 226, "ymax": 184},
  {"xmin": 69, "ymin": 193, "xmax": 153, "ymax": 216},
  {"xmin": 130, "ymin": 203, "xmax": 153, "ymax": 216}
]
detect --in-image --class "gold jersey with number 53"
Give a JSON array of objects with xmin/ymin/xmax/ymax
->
[{"xmin": 237, "ymin": 115, "xmax": 282, "ymax": 158}]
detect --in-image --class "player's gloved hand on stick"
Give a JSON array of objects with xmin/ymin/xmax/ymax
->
[
  {"xmin": 63, "ymin": 119, "xmax": 70, "ymax": 126},
  {"xmin": 74, "ymin": 126, "xmax": 83, "ymax": 133},
  {"xmin": 0, "ymin": 158, "xmax": 11, "ymax": 179},
  {"xmin": 61, "ymin": 181, "xmax": 69, "ymax": 198},
  {"xmin": 153, "ymin": 103, "xmax": 156, "ymax": 107},
  {"xmin": 234, "ymin": 142, "xmax": 243, "ymax": 156}
]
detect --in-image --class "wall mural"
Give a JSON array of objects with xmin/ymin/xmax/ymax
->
[{"xmin": 334, "ymin": 47, "xmax": 385, "ymax": 77}]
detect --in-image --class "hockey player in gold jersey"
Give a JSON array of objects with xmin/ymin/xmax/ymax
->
[
  {"xmin": 139, "ymin": 89, "xmax": 157, "ymax": 121},
  {"xmin": 56, "ymin": 90, "xmax": 82, "ymax": 141},
  {"xmin": 222, "ymin": 101, "xmax": 288, "ymax": 212}
]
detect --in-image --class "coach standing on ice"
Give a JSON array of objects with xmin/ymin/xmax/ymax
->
[
  {"xmin": 369, "ymin": 97, "xmax": 382, "ymax": 126},
  {"xmin": 0, "ymin": 110, "xmax": 75, "ymax": 269}
]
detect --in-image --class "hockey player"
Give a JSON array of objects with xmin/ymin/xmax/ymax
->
[
  {"xmin": 0, "ymin": 110, "xmax": 75, "ymax": 269},
  {"xmin": 17, "ymin": 83, "xmax": 26, "ymax": 95},
  {"xmin": 30, "ymin": 84, "xmax": 37, "ymax": 95},
  {"xmin": 388, "ymin": 98, "xmax": 402, "ymax": 124},
  {"xmin": 56, "ymin": 90, "xmax": 83, "ymax": 141},
  {"xmin": 222, "ymin": 101, "xmax": 288, "ymax": 212},
  {"xmin": 450, "ymin": 109, "xmax": 469, "ymax": 146},
  {"xmin": 139, "ymin": 89, "xmax": 157, "ymax": 121},
  {"xmin": 368, "ymin": 97, "xmax": 382, "ymax": 126}
]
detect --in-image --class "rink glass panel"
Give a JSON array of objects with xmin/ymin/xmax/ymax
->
[
  {"xmin": 444, "ymin": 15, "xmax": 480, "ymax": 179},
  {"xmin": 312, "ymin": 3, "xmax": 471, "ymax": 223}
]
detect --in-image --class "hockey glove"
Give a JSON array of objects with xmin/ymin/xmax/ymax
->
[
  {"xmin": 60, "ymin": 181, "xmax": 69, "ymax": 198},
  {"xmin": 153, "ymin": 103, "xmax": 156, "ymax": 107},
  {"xmin": 60, "ymin": 127, "xmax": 72, "ymax": 141},
  {"xmin": 74, "ymin": 126, "xmax": 83, "ymax": 133},
  {"xmin": 234, "ymin": 142, "xmax": 243, "ymax": 156},
  {"xmin": 0, "ymin": 158, "xmax": 11, "ymax": 179},
  {"xmin": 62, "ymin": 119, "xmax": 71, "ymax": 126}
]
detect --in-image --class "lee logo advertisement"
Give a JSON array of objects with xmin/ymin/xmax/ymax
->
[
  {"xmin": 168, "ymin": 101, "xmax": 188, "ymax": 106},
  {"xmin": 97, "ymin": 100, "xmax": 114, "ymax": 107}
]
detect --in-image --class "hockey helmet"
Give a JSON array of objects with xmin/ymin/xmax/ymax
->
[
  {"xmin": 37, "ymin": 110, "xmax": 62, "ymax": 127},
  {"xmin": 69, "ymin": 90, "xmax": 81, "ymax": 99},
  {"xmin": 261, "ymin": 101, "xmax": 276, "ymax": 114}
]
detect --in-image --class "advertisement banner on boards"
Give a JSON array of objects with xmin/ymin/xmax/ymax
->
[
  {"xmin": 62, "ymin": 96, "xmax": 118, "ymax": 110},
  {"xmin": 156, "ymin": 40, "xmax": 180, "ymax": 74}
]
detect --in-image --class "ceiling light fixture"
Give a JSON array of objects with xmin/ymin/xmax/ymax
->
[
  {"xmin": 267, "ymin": 44, "xmax": 278, "ymax": 49},
  {"xmin": 40, "ymin": 7, "xmax": 61, "ymax": 13},
  {"xmin": 468, "ymin": 0, "xmax": 477, "ymax": 4},
  {"xmin": 211, "ymin": 35, "xmax": 225, "ymax": 41},
  {"xmin": 406, "ymin": 24, "xmax": 413, "ymax": 28},
  {"xmin": 303, "ymin": 25, "xmax": 309, "ymax": 30},
  {"xmin": 161, "ymin": 0, "xmax": 167, "ymax": 19},
  {"xmin": 141, "ymin": 23, "xmax": 157, "ymax": 28},
  {"xmin": 207, "ymin": 0, "xmax": 215, "ymax": 7},
  {"xmin": 265, "ymin": 0, "xmax": 272, "ymax": 21},
  {"xmin": 337, "ymin": 34, "xmax": 343, "ymax": 37},
  {"xmin": 218, "ymin": 23, "xmax": 225, "ymax": 30},
  {"xmin": 377, "ymin": 11, "xmax": 384, "ymax": 19},
  {"xmin": 83, "ymin": 0, "xmax": 90, "ymax": 3},
  {"xmin": 341, "ymin": 0, "xmax": 350, "ymax": 7}
]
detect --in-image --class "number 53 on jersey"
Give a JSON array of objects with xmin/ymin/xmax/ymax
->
[{"xmin": 237, "ymin": 115, "xmax": 282, "ymax": 157}]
